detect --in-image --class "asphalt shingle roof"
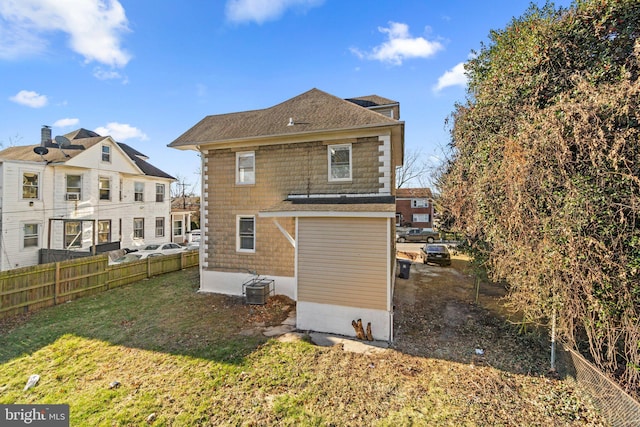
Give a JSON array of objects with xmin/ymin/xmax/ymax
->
[{"xmin": 169, "ymin": 88, "xmax": 402, "ymax": 148}]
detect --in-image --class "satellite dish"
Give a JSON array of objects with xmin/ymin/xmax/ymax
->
[
  {"xmin": 33, "ymin": 146, "xmax": 49, "ymax": 156},
  {"xmin": 54, "ymin": 135, "xmax": 71, "ymax": 147},
  {"xmin": 33, "ymin": 146, "xmax": 49, "ymax": 161}
]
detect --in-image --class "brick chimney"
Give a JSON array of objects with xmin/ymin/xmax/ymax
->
[{"xmin": 41, "ymin": 125, "xmax": 51, "ymax": 146}]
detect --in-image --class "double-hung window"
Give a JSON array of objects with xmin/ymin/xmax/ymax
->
[
  {"xmin": 23, "ymin": 223, "xmax": 39, "ymax": 248},
  {"xmin": 173, "ymin": 220, "xmax": 183, "ymax": 237},
  {"xmin": 66, "ymin": 175, "xmax": 82, "ymax": 200},
  {"xmin": 134, "ymin": 182, "xmax": 144, "ymax": 202},
  {"xmin": 99, "ymin": 177, "xmax": 111, "ymax": 200},
  {"xmin": 101, "ymin": 145, "xmax": 111, "ymax": 162},
  {"xmin": 237, "ymin": 215, "xmax": 255, "ymax": 252},
  {"xmin": 328, "ymin": 144, "xmax": 352, "ymax": 181},
  {"xmin": 156, "ymin": 217, "xmax": 165, "ymax": 237},
  {"xmin": 236, "ymin": 151, "xmax": 255, "ymax": 185},
  {"xmin": 133, "ymin": 218, "xmax": 144, "ymax": 239},
  {"xmin": 22, "ymin": 172, "xmax": 39, "ymax": 199},
  {"xmin": 98, "ymin": 220, "xmax": 111, "ymax": 243},
  {"xmin": 156, "ymin": 184, "xmax": 165, "ymax": 202}
]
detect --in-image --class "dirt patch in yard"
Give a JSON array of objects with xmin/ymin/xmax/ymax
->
[{"xmin": 393, "ymin": 254, "xmax": 549, "ymax": 375}]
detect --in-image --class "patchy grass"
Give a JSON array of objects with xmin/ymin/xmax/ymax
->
[{"xmin": 0, "ymin": 267, "xmax": 606, "ymax": 425}]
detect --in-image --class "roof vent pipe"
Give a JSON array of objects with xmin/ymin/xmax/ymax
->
[
  {"xmin": 287, "ymin": 117, "xmax": 294, "ymax": 126},
  {"xmin": 41, "ymin": 125, "xmax": 52, "ymax": 146}
]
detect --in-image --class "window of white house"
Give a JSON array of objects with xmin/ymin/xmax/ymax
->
[
  {"xmin": 101, "ymin": 145, "xmax": 111, "ymax": 162},
  {"xmin": 411, "ymin": 199, "xmax": 428, "ymax": 208},
  {"xmin": 23, "ymin": 223, "xmax": 39, "ymax": 248},
  {"xmin": 328, "ymin": 144, "xmax": 352, "ymax": 181},
  {"xmin": 119, "ymin": 179, "xmax": 123, "ymax": 201},
  {"xmin": 156, "ymin": 184, "xmax": 165, "ymax": 202},
  {"xmin": 134, "ymin": 182, "xmax": 144, "ymax": 202},
  {"xmin": 66, "ymin": 175, "xmax": 82, "ymax": 201},
  {"xmin": 99, "ymin": 177, "xmax": 111, "ymax": 200},
  {"xmin": 65, "ymin": 221, "xmax": 82, "ymax": 248},
  {"xmin": 98, "ymin": 220, "xmax": 111, "ymax": 243},
  {"xmin": 22, "ymin": 172, "xmax": 39, "ymax": 199},
  {"xmin": 133, "ymin": 218, "xmax": 144, "ymax": 239},
  {"xmin": 236, "ymin": 151, "xmax": 255, "ymax": 185},
  {"xmin": 173, "ymin": 220, "xmax": 183, "ymax": 236},
  {"xmin": 237, "ymin": 216, "xmax": 255, "ymax": 252},
  {"xmin": 413, "ymin": 214, "xmax": 430, "ymax": 223},
  {"xmin": 156, "ymin": 217, "xmax": 165, "ymax": 237}
]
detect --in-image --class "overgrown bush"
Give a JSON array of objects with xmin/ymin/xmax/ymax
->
[{"xmin": 439, "ymin": 0, "xmax": 640, "ymax": 393}]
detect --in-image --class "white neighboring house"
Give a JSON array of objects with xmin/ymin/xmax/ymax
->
[{"xmin": 0, "ymin": 126, "xmax": 175, "ymax": 271}]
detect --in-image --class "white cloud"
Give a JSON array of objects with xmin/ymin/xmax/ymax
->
[
  {"xmin": 0, "ymin": 0, "xmax": 131, "ymax": 68},
  {"xmin": 9, "ymin": 90, "xmax": 48, "ymax": 108},
  {"xmin": 226, "ymin": 0, "xmax": 324, "ymax": 24},
  {"xmin": 95, "ymin": 122, "xmax": 148, "ymax": 141},
  {"xmin": 433, "ymin": 62, "xmax": 468, "ymax": 92},
  {"xmin": 351, "ymin": 22, "xmax": 443, "ymax": 66},
  {"xmin": 53, "ymin": 118, "xmax": 79, "ymax": 127}
]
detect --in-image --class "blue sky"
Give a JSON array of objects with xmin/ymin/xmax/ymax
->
[{"xmin": 0, "ymin": 0, "xmax": 572, "ymax": 192}]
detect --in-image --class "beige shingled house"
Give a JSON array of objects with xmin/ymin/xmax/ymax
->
[{"xmin": 169, "ymin": 88, "xmax": 404, "ymax": 341}]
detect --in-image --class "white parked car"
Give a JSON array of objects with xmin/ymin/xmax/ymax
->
[
  {"xmin": 137, "ymin": 242, "xmax": 186, "ymax": 255},
  {"xmin": 109, "ymin": 252, "xmax": 163, "ymax": 265}
]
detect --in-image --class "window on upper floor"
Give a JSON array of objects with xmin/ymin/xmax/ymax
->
[
  {"xmin": 328, "ymin": 144, "xmax": 352, "ymax": 182},
  {"xmin": 65, "ymin": 221, "xmax": 82, "ymax": 248},
  {"xmin": 102, "ymin": 145, "xmax": 111, "ymax": 162},
  {"xmin": 156, "ymin": 217, "xmax": 165, "ymax": 237},
  {"xmin": 23, "ymin": 223, "xmax": 39, "ymax": 248},
  {"xmin": 236, "ymin": 151, "xmax": 255, "ymax": 185},
  {"xmin": 99, "ymin": 177, "xmax": 111, "ymax": 201},
  {"xmin": 412, "ymin": 198, "xmax": 428, "ymax": 208},
  {"xmin": 133, "ymin": 218, "xmax": 144, "ymax": 239},
  {"xmin": 22, "ymin": 172, "xmax": 39, "ymax": 199},
  {"xmin": 66, "ymin": 175, "xmax": 82, "ymax": 201},
  {"xmin": 156, "ymin": 184, "xmax": 165, "ymax": 202},
  {"xmin": 98, "ymin": 220, "xmax": 111, "ymax": 243},
  {"xmin": 237, "ymin": 215, "xmax": 255, "ymax": 252},
  {"xmin": 134, "ymin": 182, "xmax": 144, "ymax": 202}
]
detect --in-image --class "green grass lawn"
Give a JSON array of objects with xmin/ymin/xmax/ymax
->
[{"xmin": 0, "ymin": 267, "xmax": 605, "ymax": 426}]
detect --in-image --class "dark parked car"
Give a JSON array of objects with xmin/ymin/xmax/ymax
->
[
  {"xmin": 421, "ymin": 244, "xmax": 451, "ymax": 266},
  {"xmin": 396, "ymin": 228, "xmax": 440, "ymax": 243}
]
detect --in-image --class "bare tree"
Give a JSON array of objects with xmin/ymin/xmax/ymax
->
[
  {"xmin": 396, "ymin": 149, "xmax": 432, "ymax": 188},
  {"xmin": 171, "ymin": 174, "xmax": 196, "ymax": 200}
]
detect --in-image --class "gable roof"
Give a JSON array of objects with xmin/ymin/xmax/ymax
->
[
  {"xmin": 345, "ymin": 95, "xmax": 398, "ymax": 108},
  {"xmin": 396, "ymin": 188, "xmax": 433, "ymax": 199},
  {"xmin": 0, "ymin": 128, "xmax": 174, "ymax": 180},
  {"xmin": 169, "ymin": 88, "xmax": 403, "ymax": 149}
]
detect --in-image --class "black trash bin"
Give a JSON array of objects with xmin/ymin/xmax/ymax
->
[{"xmin": 397, "ymin": 259, "xmax": 412, "ymax": 279}]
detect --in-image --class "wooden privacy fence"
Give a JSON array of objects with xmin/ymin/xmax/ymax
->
[{"xmin": 0, "ymin": 250, "xmax": 199, "ymax": 319}]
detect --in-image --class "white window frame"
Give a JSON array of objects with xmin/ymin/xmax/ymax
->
[
  {"xmin": 99, "ymin": 177, "xmax": 111, "ymax": 201},
  {"xmin": 236, "ymin": 151, "xmax": 255, "ymax": 185},
  {"xmin": 101, "ymin": 145, "xmax": 111, "ymax": 163},
  {"xmin": 155, "ymin": 184, "xmax": 165, "ymax": 202},
  {"xmin": 98, "ymin": 220, "xmax": 111, "ymax": 243},
  {"xmin": 236, "ymin": 215, "xmax": 255, "ymax": 253},
  {"xmin": 413, "ymin": 214, "xmax": 430, "ymax": 223},
  {"xmin": 173, "ymin": 220, "xmax": 183, "ymax": 236},
  {"xmin": 328, "ymin": 143, "xmax": 352, "ymax": 182},
  {"xmin": 134, "ymin": 182, "xmax": 144, "ymax": 202},
  {"xmin": 66, "ymin": 174, "xmax": 82, "ymax": 201},
  {"xmin": 22, "ymin": 223, "xmax": 40, "ymax": 249},
  {"xmin": 412, "ymin": 198, "xmax": 428, "ymax": 208},
  {"xmin": 133, "ymin": 218, "xmax": 144, "ymax": 239},
  {"xmin": 22, "ymin": 171, "xmax": 40, "ymax": 200}
]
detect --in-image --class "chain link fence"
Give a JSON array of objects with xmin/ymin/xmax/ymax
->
[{"xmin": 557, "ymin": 344, "xmax": 640, "ymax": 427}]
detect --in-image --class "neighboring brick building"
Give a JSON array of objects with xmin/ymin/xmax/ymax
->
[
  {"xmin": 395, "ymin": 188, "xmax": 434, "ymax": 228},
  {"xmin": 169, "ymin": 88, "xmax": 405, "ymax": 341}
]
